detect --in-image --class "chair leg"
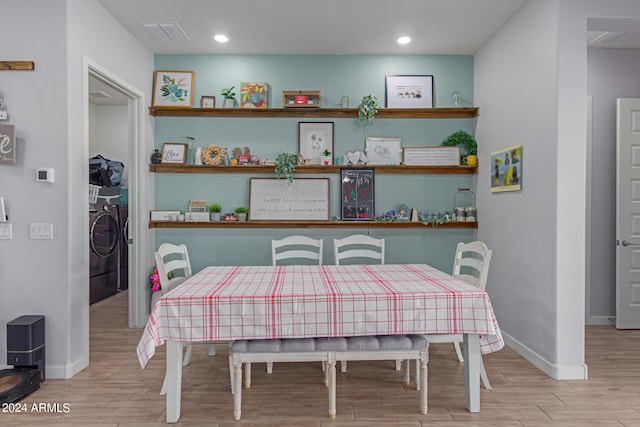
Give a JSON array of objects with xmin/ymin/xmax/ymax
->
[
  {"xmin": 453, "ymin": 342, "xmax": 464, "ymax": 362},
  {"xmin": 419, "ymin": 355, "xmax": 428, "ymax": 415},
  {"xmin": 480, "ymin": 357, "xmax": 492, "ymax": 390},
  {"xmin": 182, "ymin": 345, "xmax": 193, "ymax": 366},
  {"xmin": 160, "ymin": 374, "xmax": 167, "ymax": 395},
  {"xmin": 267, "ymin": 361, "xmax": 273, "ymax": 374},
  {"xmin": 208, "ymin": 345, "xmax": 217, "ymax": 356},
  {"xmin": 415, "ymin": 359, "xmax": 420, "ymax": 391},
  {"xmin": 233, "ymin": 356, "xmax": 242, "ymax": 421},
  {"xmin": 341, "ymin": 360, "xmax": 347, "ymax": 373},
  {"xmin": 395, "ymin": 359, "xmax": 402, "ymax": 371},
  {"xmin": 328, "ymin": 354, "xmax": 336, "ymax": 419},
  {"xmin": 228, "ymin": 355, "xmax": 235, "ymax": 394}
]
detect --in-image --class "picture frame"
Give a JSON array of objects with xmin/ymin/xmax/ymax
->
[
  {"xmin": 491, "ymin": 144, "xmax": 522, "ymax": 193},
  {"xmin": 365, "ymin": 137, "xmax": 402, "ymax": 165},
  {"xmin": 298, "ymin": 122, "xmax": 334, "ymax": 165},
  {"xmin": 249, "ymin": 178, "xmax": 330, "ymax": 221},
  {"xmin": 200, "ymin": 95, "xmax": 215, "ymax": 108},
  {"xmin": 385, "ymin": 75, "xmax": 434, "ymax": 108},
  {"xmin": 340, "ymin": 168, "xmax": 374, "ymax": 221},
  {"xmin": 160, "ymin": 143, "xmax": 188, "ymax": 164},
  {"xmin": 403, "ymin": 146, "xmax": 460, "ymax": 166},
  {"xmin": 152, "ymin": 70, "xmax": 194, "ymax": 107},
  {"xmin": 0, "ymin": 124, "xmax": 16, "ymax": 164}
]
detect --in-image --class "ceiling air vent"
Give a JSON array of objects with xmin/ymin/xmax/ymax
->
[{"xmin": 141, "ymin": 22, "xmax": 190, "ymax": 41}]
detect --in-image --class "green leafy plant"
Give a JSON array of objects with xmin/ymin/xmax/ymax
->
[
  {"xmin": 209, "ymin": 202, "xmax": 221, "ymax": 213},
  {"xmin": 442, "ymin": 130, "xmax": 478, "ymax": 156},
  {"xmin": 221, "ymin": 86, "xmax": 236, "ymax": 99},
  {"xmin": 274, "ymin": 152, "xmax": 299, "ymax": 183},
  {"xmin": 234, "ymin": 206, "xmax": 248, "ymax": 214},
  {"xmin": 322, "ymin": 149, "xmax": 331, "ymax": 156},
  {"xmin": 358, "ymin": 95, "xmax": 379, "ymax": 125}
]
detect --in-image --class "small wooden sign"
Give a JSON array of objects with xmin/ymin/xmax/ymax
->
[
  {"xmin": 0, "ymin": 124, "xmax": 16, "ymax": 164},
  {"xmin": 0, "ymin": 61, "xmax": 35, "ymax": 71},
  {"xmin": 161, "ymin": 143, "xmax": 187, "ymax": 164},
  {"xmin": 403, "ymin": 146, "xmax": 460, "ymax": 166},
  {"xmin": 249, "ymin": 178, "xmax": 330, "ymax": 221}
]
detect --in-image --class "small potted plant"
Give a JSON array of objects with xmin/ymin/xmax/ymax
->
[
  {"xmin": 209, "ymin": 202, "xmax": 222, "ymax": 221},
  {"xmin": 274, "ymin": 152, "xmax": 299, "ymax": 183},
  {"xmin": 358, "ymin": 95, "xmax": 379, "ymax": 125},
  {"xmin": 441, "ymin": 130, "xmax": 478, "ymax": 165},
  {"xmin": 320, "ymin": 149, "xmax": 332, "ymax": 166},
  {"xmin": 234, "ymin": 206, "xmax": 248, "ymax": 222},
  {"xmin": 221, "ymin": 86, "xmax": 236, "ymax": 108}
]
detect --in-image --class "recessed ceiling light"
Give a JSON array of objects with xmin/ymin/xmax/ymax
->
[
  {"xmin": 397, "ymin": 36, "xmax": 412, "ymax": 45},
  {"xmin": 214, "ymin": 34, "xmax": 229, "ymax": 43}
]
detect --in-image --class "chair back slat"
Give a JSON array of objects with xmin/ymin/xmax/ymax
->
[
  {"xmin": 154, "ymin": 243, "xmax": 192, "ymax": 295},
  {"xmin": 272, "ymin": 235, "xmax": 323, "ymax": 265},
  {"xmin": 334, "ymin": 235, "xmax": 385, "ymax": 265}
]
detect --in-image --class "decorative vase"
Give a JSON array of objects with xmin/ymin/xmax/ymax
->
[
  {"xmin": 464, "ymin": 155, "xmax": 477, "ymax": 166},
  {"xmin": 210, "ymin": 212, "xmax": 221, "ymax": 221},
  {"xmin": 236, "ymin": 212, "xmax": 247, "ymax": 222},
  {"xmin": 223, "ymin": 98, "xmax": 234, "ymax": 108},
  {"xmin": 150, "ymin": 149, "xmax": 161, "ymax": 164}
]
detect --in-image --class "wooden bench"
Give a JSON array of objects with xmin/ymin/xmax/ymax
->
[{"xmin": 229, "ymin": 335, "xmax": 428, "ymax": 420}]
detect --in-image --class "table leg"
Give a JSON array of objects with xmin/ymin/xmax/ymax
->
[
  {"xmin": 166, "ymin": 340, "xmax": 183, "ymax": 423},
  {"xmin": 463, "ymin": 333, "xmax": 480, "ymax": 412}
]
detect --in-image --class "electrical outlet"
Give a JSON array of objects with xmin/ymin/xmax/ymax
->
[
  {"xmin": 0, "ymin": 223, "xmax": 11, "ymax": 239},
  {"xmin": 29, "ymin": 223, "xmax": 53, "ymax": 240}
]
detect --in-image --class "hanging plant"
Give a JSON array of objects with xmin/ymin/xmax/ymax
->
[
  {"xmin": 358, "ymin": 95, "xmax": 379, "ymax": 125},
  {"xmin": 274, "ymin": 152, "xmax": 299, "ymax": 183}
]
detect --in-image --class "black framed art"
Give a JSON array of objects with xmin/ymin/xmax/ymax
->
[{"xmin": 340, "ymin": 168, "xmax": 374, "ymax": 221}]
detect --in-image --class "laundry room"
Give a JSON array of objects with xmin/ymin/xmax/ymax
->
[{"xmin": 88, "ymin": 76, "xmax": 129, "ymax": 304}]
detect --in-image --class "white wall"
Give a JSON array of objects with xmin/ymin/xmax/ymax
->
[
  {"xmin": 476, "ymin": 0, "xmax": 640, "ymax": 380},
  {"xmin": 475, "ymin": 0, "xmax": 564, "ymax": 375},
  {"xmin": 0, "ymin": 0, "xmax": 154, "ymax": 378},
  {"xmin": 587, "ymin": 48, "xmax": 640, "ymax": 322},
  {"xmin": 89, "ymin": 104, "xmax": 130, "ymax": 183}
]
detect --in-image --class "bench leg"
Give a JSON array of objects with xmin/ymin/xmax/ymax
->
[
  {"xmin": 402, "ymin": 359, "xmax": 410, "ymax": 385},
  {"xmin": 328, "ymin": 354, "xmax": 336, "ymax": 419},
  {"xmin": 244, "ymin": 362, "xmax": 252, "ymax": 389},
  {"xmin": 419, "ymin": 353, "xmax": 428, "ymax": 414},
  {"xmin": 267, "ymin": 361, "xmax": 273, "ymax": 374},
  {"xmin": 341, "ymin": 360, "xmax": 347, "ymax": 373},
  {"xmin": 233, "ymin": 356, "xmax": 242, "ymax": 420}
]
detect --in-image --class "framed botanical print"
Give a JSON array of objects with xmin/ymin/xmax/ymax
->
[{"xmin": 152, "ymin": 70, "xmax": 194, "ymax": 107}]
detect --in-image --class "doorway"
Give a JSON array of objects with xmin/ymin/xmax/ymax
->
[{"xmin": 83, "ymin": 57, "xmax": 147, "ymax": 359}]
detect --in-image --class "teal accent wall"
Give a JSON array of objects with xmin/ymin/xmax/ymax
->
[{"xmin": 153, "ymin": 54, "xmax": 476, "ymax": 273}]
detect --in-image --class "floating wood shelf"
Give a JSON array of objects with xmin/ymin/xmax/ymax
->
[
  {"xmin": 149, "ymin": 220, "xmax": 478, "ymax": 229},
  {"xmin": 149, "ymin": 164, "xmax": 477, "ymax": 175},
  {"xmin": 148, "ymin": 106, "xmax": 479, "ymax": 119}
]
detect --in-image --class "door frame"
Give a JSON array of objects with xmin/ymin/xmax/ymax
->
[{"xmin": 83, "ymin": 57, "xmax": 148, "ymax": 349}]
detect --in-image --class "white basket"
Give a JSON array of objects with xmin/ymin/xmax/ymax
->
[{"xmin": 89, "ymin": 184, "xmax": 100, "ymax": 203}]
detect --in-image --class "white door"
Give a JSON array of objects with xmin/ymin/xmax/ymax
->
[{"xmin": 616, "ymin": 98, "xmax": 640, "ymax": 329}]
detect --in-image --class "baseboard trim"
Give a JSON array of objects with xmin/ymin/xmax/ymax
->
[
  {"xmin": 585, "ymin": 315, "xmax": 615, "ymax": 326},
  {"xmin": 502, "ymin": 331, "xmax": 588, "ymax": 380}
]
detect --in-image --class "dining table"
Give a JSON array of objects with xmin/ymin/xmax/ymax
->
[{"xmin": 137, "ymin": 263, "xmax": 504, "ymax": 423}]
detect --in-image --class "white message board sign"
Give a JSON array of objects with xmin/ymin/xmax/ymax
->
[
  {"xmin": 249, "ymin": 178, "xmax": 330, "ymax": 221},
  {"xmin": 403, "ymin": 146, "xmax": 460, "ymax": 166}
]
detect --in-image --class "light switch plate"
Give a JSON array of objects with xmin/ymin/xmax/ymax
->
[
  {"xmin": 29, "ymin": 223, "xmax": 53, "ymax": 240},
  {"xmin": 0, "ymin": 111, "xmax": 7, "ymax": 120},
  {"xmin": 0, "ymin": 223, "xmax": 11, "ymax": 239}
]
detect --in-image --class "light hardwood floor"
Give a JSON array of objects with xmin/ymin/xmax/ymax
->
[{"xmin": 2, "ymin": 291, "xmax": 640, "ymax": 426}]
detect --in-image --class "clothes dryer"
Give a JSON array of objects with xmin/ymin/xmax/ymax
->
[{"xmin": 89, "ymin": 203, "xmax": 120, "ymax": 304}]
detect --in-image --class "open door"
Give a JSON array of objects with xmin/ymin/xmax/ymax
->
[{"xmin": 616, "ymin": 98, "xmax": 640, "ymax": 329}]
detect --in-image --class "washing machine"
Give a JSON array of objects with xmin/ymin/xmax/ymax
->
[
  {"xmin": 89, "ymin": 203, "xmax": 120, "ymax": 304},
  {"xmin": 116, "ymin": 204, "xmax": 129, "ymax": 291}
]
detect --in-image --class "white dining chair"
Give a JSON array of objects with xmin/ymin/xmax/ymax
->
[
  {"xmin": 332, "ymin": 234, "xmax": 385, "ymax": 372},
  {"xmin": 272, "ymin": 235, "xmax": 324, "ymax": 265},
  {"xmin": 155, "ymin": 243, "xmax": 217, "ymax": 394},
  {"xmin": 333, "ymin": 234, "xmax": 385, "ymax": 265},
  {"xmin": 425, "ymin": 240, "xmax": 493, "ymax": 389}
]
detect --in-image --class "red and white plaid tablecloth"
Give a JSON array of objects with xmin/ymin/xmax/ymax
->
[{"xmin": 137, "ymin": 264, "xmax": 504, "ymax": 368}]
